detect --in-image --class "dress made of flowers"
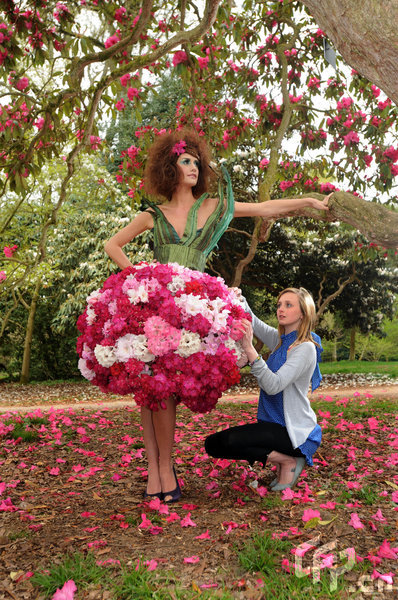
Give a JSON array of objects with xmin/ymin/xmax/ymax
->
[{"xmin": 77, "ymin": 168, "xmax": 249, "ymax": 413}]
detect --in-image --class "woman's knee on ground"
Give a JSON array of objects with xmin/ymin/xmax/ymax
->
[{"xmin": 205, "ymin": 429, "xmax": 235, "ymax": 458}]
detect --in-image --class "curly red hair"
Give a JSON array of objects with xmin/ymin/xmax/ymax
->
[{"xmin": 143, "ymin": 128, "xmax": 214, "ymax": 201}]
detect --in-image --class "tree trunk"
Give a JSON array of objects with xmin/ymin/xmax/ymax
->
[
  {"xmin": 20, "ymin": 279, "xmax": 41, "ymax": 384},
  {"xmin": 349, "ymin": 327, "xmax": 356, "ymax": 361},
  {"xmin": 332, "ymin": 339, "xmax": 337, "ymax": 362},
  {"xmin": 299, "ymin": 0, "xmax": 398, "ymax": 104}
]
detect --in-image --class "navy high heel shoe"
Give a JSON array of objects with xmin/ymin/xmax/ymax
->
[
  {"xmin": 143, "ymin": 490, "xmax": 164, "ymax": 501},
  {"xmin": 271, "ymin": 457, "xmax": 306, "ymax": 492},
  {"xmin": 163, "ymin": 466, "xmax": 182, "ymax": 503}
]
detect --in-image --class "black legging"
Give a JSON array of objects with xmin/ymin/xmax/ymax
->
[{"xmin": 204, "ymin": 421, "xmax": 304, "ymax": 466}]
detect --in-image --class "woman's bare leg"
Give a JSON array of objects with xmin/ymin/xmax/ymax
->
[
  {"xmin": 151, "ymin": 397, "xmax": 177, "ymax": 499},
  {"xmin": 140, "ymin": 406, "xmax": 161, "ymax": 495},
  {"xmin": 267, "ymin": 450, "xmax": 297, "ymax": 484}
]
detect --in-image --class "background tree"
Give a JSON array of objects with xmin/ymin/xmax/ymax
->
[
  {"xmin": 0, "ymin": 0, "xmax": 221, "ymax": 195},
  {"xmin": 1, "ymin": 0, "xmax": 397, "ymax": 381},
  {"xmin": 0, "ymin": 158, "xmax": 151, "ymax": 381}
]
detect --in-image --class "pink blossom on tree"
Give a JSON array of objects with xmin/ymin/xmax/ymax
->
[
  {"xmin": 14, "ymin": 77, "xmax": 29, "ymax": 91},
  {"xmin": 104, "ymin": 33, "xmax": 121, "ymax": 48},
  {"xmin": 172, "ymin": 50, "xmax": 188, "ymax": 66},
  {"xmin": 120, "ymin": 73, "xmax": 131, "ymax": 87},
  {"xmin": 115, "ymin": 98, "xmax": 125, "ymax": 111},
  {"xmin": 3, "ymin": 245, "xmax": 17, "ymax": 257},
  {"xmin": 343, "ymin": 130, "xmax": 360, "ymax": 146},
  {"xmin": 127, "ymin": 87, "xmax": 140, "ymax": 100},
  {"xmin": 197, "ymin": 56, "xmax": 209, "ymax": 69}
]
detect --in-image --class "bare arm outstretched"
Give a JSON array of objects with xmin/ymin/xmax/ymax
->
[{"xmin": 233, "ymin": 194, "xmax": 330, "ymax": 218}]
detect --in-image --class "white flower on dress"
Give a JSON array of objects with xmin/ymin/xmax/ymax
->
[
  {"xmin": 78, "ymin": 358, "xmax": 96, "ymax": 380},
  {"xmin": 126, "ymin": 284, "xmax": 149, "ymax": 304},
  {"xmin": 167, "ymin": 275, "xmax": 186, "ymax": 293},
  {"xmin": 114, "ymin": 334, "xmax": 138, "ymax": 362},
  {"xmin": 224, "ymin": 338, "xmax": 248, "ymax": 366},
  {"xmin": 86, "ymin": 289, "xmax": 101, "ymax": 305},
  {"xmin": 130, "ymin": 334, "xmax": 155, "ymax": 363},
  {"xmin": 175, "ymin": 293, "xmax": 206, "ymax": 316},
  {"xmin": 177, "ymin": 330, "xmax": 202, "ymax": 358},
  {"xmin": 94, "ymin": 344, "xmax": 117, "ymax": 367},
  {"xmin": 86, "ymin": 307, "xmax": 96, "ymax": 325},
  {"xmin": 208, "ymin": 298, "xmax": 229, "ymax": 331}
]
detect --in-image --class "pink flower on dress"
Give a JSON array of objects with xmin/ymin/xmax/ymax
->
[
  {"xmin": 77, "ymin": 262, "xmax": 249, "ymax": 412},
  {"xmin": 144, "ymin": 316, "xmax": 181, "ymax": 355}
]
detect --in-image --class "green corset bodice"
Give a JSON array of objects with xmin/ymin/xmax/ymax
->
[{"xmin": 144, "ymin": 166, "xmax": 235, "ymax": 272}]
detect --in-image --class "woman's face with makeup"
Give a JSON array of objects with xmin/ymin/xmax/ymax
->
[{"xmin": 176, "ymin": 153, "xmax": 200, "ymax": 186}]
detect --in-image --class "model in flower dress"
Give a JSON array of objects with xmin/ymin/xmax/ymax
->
[{"xmin": 101, "ymin": 128, "xmax": 329, "ymax": 502}]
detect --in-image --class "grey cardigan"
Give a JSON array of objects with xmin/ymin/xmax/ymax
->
[{"xmin": 245, "ymin": 301, "xmax": 319, "ymax": 449}]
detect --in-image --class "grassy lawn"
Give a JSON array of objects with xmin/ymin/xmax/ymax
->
[{"xmin": 320, "ymin": 360, "xmax": 398, "ymax": 377}]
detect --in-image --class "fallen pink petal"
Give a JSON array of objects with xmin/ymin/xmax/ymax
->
[
  {"xmin": 348, "ymin": 513, "xmax": 365, "ymax": 529},
  {"xmin": 184, "ymin": 555, "xmax": 200, "ymax": 564},
  {"xmin": 195, "ymin": 530, "xmax": 211, "ymax": 540},
  {"xmin": 302, "ymin": 509, "xmax": 321, "ymax": 522},
  {"xmin": 377, "ymin": 540, "xmax": 398, "ymax": 559},
  {"xmin": 51, "ymin": 579, "xmax": 77, "ymax": 600}
]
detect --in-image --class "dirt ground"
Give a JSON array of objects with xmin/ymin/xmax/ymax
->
[
  {"xmin": 0, "ymin": 392, "xmax": 397, "ymax": 599},
  {"xmin": 0, "ymin": 374, "xmax": 397, "ymax": 599}
]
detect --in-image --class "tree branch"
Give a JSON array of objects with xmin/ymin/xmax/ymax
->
[
  {"xmin": 282, "ymin": 191, "xmax": 398, "ymax": 248},
  {"xmin": 226, "ymin": 227, "xmax": 253, "ymax": 239},
  {"xmin": 71, "ymin": 0, "xmax": 221, "ymax": 86},
  {"xmin": 315, "ymin": 267, "xmax": 358, "ymax": 325}
]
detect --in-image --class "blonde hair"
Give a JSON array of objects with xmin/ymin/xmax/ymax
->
[{"xmin": 276, "ymin": 287, "xmax": 318, "ymax": 350}]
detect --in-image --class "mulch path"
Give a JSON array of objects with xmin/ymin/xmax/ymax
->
[{"xmin": 0, "ymin": 388, "xmax": 397, "ymax": 599}]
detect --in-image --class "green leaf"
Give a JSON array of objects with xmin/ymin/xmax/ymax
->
[{"xmin": 303, "ymin": 517, "xmax": 321, "ymax": 529}]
